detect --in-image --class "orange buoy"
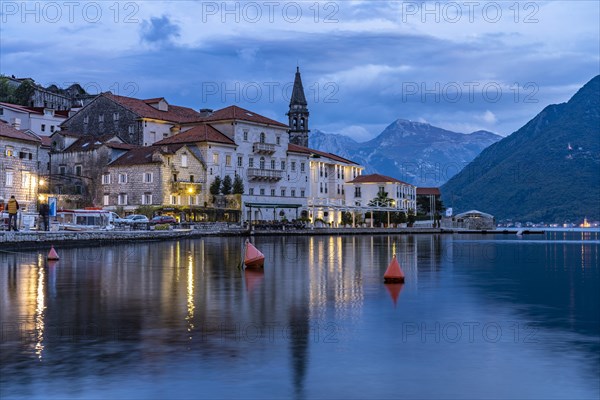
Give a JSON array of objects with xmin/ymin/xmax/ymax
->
[
  {"xmin": 384, "ymin": 254, "xmax": 404, "ymax": 283},
  {"xmin": 47, "ymin": 246, "xmax": 60, "ymax": 261},
  {"xmin": 244, "ymin": 240, "xmax": 265, "ymax": 268}
]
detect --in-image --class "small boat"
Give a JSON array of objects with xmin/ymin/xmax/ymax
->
[{"xmin": 244, "ymin": 240, "xmax": 265, "ymax": 268}]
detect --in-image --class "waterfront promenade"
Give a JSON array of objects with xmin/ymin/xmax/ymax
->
[{"xmin": 0, "ymin": 225, "xmax": 542, "ymax": 250}]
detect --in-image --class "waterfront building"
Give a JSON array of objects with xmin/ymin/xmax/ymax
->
[
  {"xmin": 104, "ymin": 144, "xmax": 207, "ymax": 216},
  {"xmin": 0, "ymin": 120, "xmax": 42, "ymax": 212}
]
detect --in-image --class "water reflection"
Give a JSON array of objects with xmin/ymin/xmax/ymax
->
[{"xmin": 0, "ymin": 233, "xmax": 598, "ymax": 399}]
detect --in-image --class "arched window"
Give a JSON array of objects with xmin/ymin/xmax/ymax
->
[
  {"xmin": 260, "ymin": 157, "xmax": 265, "ymax": 170},
  {"xmin": 260, "ymin": 132, "xmax": 266, "ymax": 143},
  {"xmin": 300, "ymin": 118, "xmax": 305, "ymax": 129},
  {"xmin": 293, "ymin": 118, "xmax": 298, "ymax": 130}
]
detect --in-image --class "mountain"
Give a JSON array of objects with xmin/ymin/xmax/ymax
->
[
  {"xmin": 441, "ymin": 76, "xmax": 600, "ymax": 223},
  {"xmin": 310, "ymin": 122, "xmax": 502, "ymax": 186}
]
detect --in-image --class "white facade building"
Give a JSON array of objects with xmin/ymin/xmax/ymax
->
[
  {"xmin": 344, "ymin": 173, "xmax": 417, "ymax": 213},
  {"xmin": 0, "ymin": 102, "xmax": 68, "ymax": 136}
]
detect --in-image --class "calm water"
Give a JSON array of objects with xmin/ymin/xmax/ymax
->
[{"xmin": 1, "ymin": 232, "xmax": 598, "ymax": 399}]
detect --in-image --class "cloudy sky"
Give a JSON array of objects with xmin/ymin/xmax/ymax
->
[{"xmin": 1, "ymin": 1, "xmax": 598, "ymax": 141}]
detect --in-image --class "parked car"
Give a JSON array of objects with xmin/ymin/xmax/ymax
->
[
  {"xmin": 150, "ymin": 215, "xmax": 177, "ymax": 225},
  {"xmin": 120, "ymin": 214, "xmax": 149, "ymax": 224}
]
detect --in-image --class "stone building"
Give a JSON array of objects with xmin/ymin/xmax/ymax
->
[
  {"xmin": 47, "ymin": 133, "xmax": 133, "ymax": 208},
  {"xmin": 104, "ymin": 144, "xmax": 206, "ymax": 216},
  {"xmin": 0, "ymin": 121, "xmax": 42, "ymax": 212},
  {"xmin": 60, "ymin": 93, "xmax": 202, "ymax": 146}
]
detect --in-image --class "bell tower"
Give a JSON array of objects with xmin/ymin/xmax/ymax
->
[{"xmin": 287, "ymin": 67, "xmax": 310, "ymax": 147}]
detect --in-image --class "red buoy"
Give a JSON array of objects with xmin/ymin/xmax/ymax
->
[
  {"xmin": 384, "ymin": 254, "xmax": 404, "ymax": 283},
  {"xmin": 47, "ymin": 246, "xmax": 60, "ymax": 261},
  {"xmin": 244, "ymin": 240, "xmax": 265, "ymax": 268}
]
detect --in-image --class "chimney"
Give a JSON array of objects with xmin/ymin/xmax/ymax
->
[
  {"xmin": 11, "ymin": 118, "xmax": 21, "ymax": 130},
  {"xmin": 199, "ymin": 108, "xmax": 213, "ymax": 117}
]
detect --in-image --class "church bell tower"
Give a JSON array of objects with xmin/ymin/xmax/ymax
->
[{"xmin": 287, "ymin": 67, "xmax": 310, "ymax": 147}]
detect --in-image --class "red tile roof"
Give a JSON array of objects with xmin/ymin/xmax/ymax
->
[
  {"xmin": 0, "ymin": 121, "xmax": 40, "ymax": 143},
  {"xmin": 416, "ymin": 187, "xmax": 441, "ymax": 196},
  {"xmin": 199, "ymin": 105, "xmax": 288, "ymax": 127},
  {"xmin": 154, "ymin": 124, "xmax": 235, "ymax": 145},
  {"xmin": 40, "ymin": 136, "xmax": 53, "ymax": 147},
  {"xmin": 109, "ymin": 144, "xmax": 186, "ymax": 167},
  {"xmin": 347, "ymin": 173, "xmax": 412, "ymax": 186},
  {"xmin": 104, "ymin": 93, "xmax": 201, "ymax": 123},
  {"xmin": 287, "ymin": 143, "xmax": 359, "ymax": 165}
]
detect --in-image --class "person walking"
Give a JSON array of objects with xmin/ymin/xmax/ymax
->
[
  {"xmin": 39, "ymin": 202, "xmax": 50, "ymax": 231},
  {"xmin": 7, "ymin": 195, "xmax": 19, "ymax": 232}
]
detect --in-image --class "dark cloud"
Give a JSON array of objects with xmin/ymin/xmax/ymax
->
[{"xmin": 140, "ymin": 16, "xmax": 180, "ymax": 44}]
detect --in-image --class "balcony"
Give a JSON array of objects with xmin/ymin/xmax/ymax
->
[
  {"xmin": 252, "ymin": 142, "xmax": 276, "ymax": 154},
  {"xmin": 247, "ymin": 168, "xmax": 282, "ymax": 181}
]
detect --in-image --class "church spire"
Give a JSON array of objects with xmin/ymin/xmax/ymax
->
[{"xmin": 287, "ymin": 67, "xmax": 310, "ymax": 147}]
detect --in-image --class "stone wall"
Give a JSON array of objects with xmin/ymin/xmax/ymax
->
[
  {"xmin": 0, "ymin": 138, "xmax": 40, "ymax": 212},
  {"xmin": 62, "ymin": 96, "xmax": 143, "ymax": 145}
]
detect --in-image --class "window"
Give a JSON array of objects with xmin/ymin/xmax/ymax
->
[
  {"xmin": 378, "ymin": 186, "xmax": 385, "ymax": 196},
  {"xmin": 41, "ymin": 124, "xmax": 46, "ymax": 132},
  {"xmin": 260, "ymin": 188, "xmax": 265, "ymax": 195},
  {"xmin": 341, "ymin": 168, "xmax": 345, "ymax": 180},
  {"xmin": 325, "ymin": 169, "xmax": 328, "ymax": 178},
  {"xmin": 300, "ymin": 190, "xmax": 305, "ymax": 197},
  {"xmin": 98, "ymin": 115, "xmax": 104, "ymax": 122},
  {"xmin": 102, "ymin": 173, "xmax": 111, "ymax": 185},
  {"xmin": 75, "ymin": 165, "xmax": 82, "ymax": 176},
  {"xmin": 190, "ymin": 175, "xmax": 194, "ymax": 183},
  {"xmin": 237, "ymin": 156, "xmax": 243, "ymax": 167},
  {"xmin": 5, "ymin": 146, "xmax": 14, "ymax": 157},
  {"xmin": 337, "ymin": 167, "xmax": 340, "ymax": 179},
  {"xmin": 249, "ymin": 158, "xmax": 254, "ymax": 168},
  {"xmin": 259, "ymin": 157, "xmax": 265, "ymax": 170},
  {"xmin": 83, "ymin": 116, "xmax": 89, "ymax": 124},
  {"xmin": 276, "ymin": 136, "xmax": 280, "ymax": 145},
  {"xmin": 5, "ymin": 171, "xmax": 13, "ymax": 187},
  {"xmin": 118, "ymin": 193, "xmax": 128, "ymax": 205},
  {"xmin": 260, "ymin": 132, "xmax": 266, "ymax": 143},
  {"xmin": 320, "ymin": 165, "xmax": 323, "ymax": 177},
  {"xmin": 270, "ymin": 159, "xmax": 275, "ymax": 170},
  {"xmin": 213, "ymin": 153, "xmax": 219, "ymax": 165},
  {"xmin": 118, "ymin": 173, "xmax": 127, "ymax": 184},
  {"xmin": 337, "ymin": 185, "xmax": 340, "ymax": 195},
  {"xmin": 173, "ymin": 173, "xmax": 178, "ymax": 182},
  {"xmin": 113, "ymin": 112, "xmax": 119, "ymax": 121},
  {"xmin": 249, "ymin": 188, "xmax": 254, "ymax": 195},
  {"xmin": 189, "ymin": 196, "xmax": 195, "ymax": 205},
  {"xmin": 280, "ymin": 189, "xmax": 286, "ymax": 197},
  {"xmin": 75, "ymin": 185, "xmax": 83, "ymax": 195},
  {"xmin": 291, "ymin": 189, "xmax": 296, "ymax": 197},
  {"xmin": 143, "ymin": 193, "xmax": 153, "ymax": 205},
  {"xmin": 144, "ymin": 172, "xmax": 153, "ymax": 183},
  {"xmin": 291, "ymin": 162, "xmax": 296, "ymax": 171},
  {"xmin": 320, "ymin": 182, "xmax": 323, "ymax": 193},
  {"xmin": 355, "ymin": 187, "xmax": 361, "ymax": 198},
  {"xmin": 182, "ymin": 153, "xmax": 188, "ymax": 167},
  {"xmin": 50, "ymin": 125, "xmax": 55, "ymax": 133},
  {"xmin": 103, "ymin": 194, "xmax": 110, "ymax": 206},
  {"xmin": 128, "ymin": 125, "xmax": 134, "ymax": 134},
  {"xmin": 243, "ymin": 131, "xmax": 248, "ymax": 141},
  {"xmin": 225, "ymin": 155, "xmax": 231, "ymax": 167},
  {"xmin": 300, "ymin": 162, "xmax": 305, "ymax": 173},
  {"xmin": 280, "ymin": 161, "xmax": 285, "ymax": 170},
  {"xmin": 59, "ymin": 166, "xmax": 66, "ymax": 175},
  {"xmin": 270, "ymin": 189, "xmax": 275, "ymax": 196}
]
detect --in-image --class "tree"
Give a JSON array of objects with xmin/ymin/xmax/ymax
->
[
  {"xmin": 209, "ymin": 176, "xmax": 222, "ymax": 196},
  {"xmin": 221, "ymin": 175, "xmax": 232, "ymax": 195},
  {"xmin": 13, "ymin": 79, "xmax": 35, "ymax": 106},
  {"xmin": 368, "ymin": 190, "xmax": 393, "ymax": 207},
  {"xmin": 232, "ymin": 174, "xmax": 244, "ymax": 194},
  {"xmin": 407, "ymin": 209, "xmax": 416, "ymax": 227},
  {"xmin": 341, "ymin": 211, "xmax": 353, "ymax": 226}
]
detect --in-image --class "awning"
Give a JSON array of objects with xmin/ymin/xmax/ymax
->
[{"xmin": 244, "ymin": 202, "xmax": 303, "ymax": 209}]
